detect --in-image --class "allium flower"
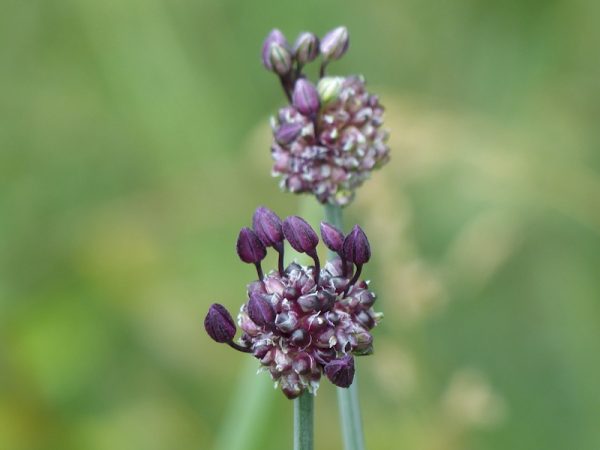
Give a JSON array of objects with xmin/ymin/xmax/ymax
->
[
  {"xmin": 204, "ymin": 207, "xmax": 383, "ymax": 399},
  {"xmin": 262, "ymin": 26, "xmax": 390, "ymax": 206}
]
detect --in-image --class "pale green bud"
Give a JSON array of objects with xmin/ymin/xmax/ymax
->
[{"xmin": 317, "ymin": 77, "xmax": 344, "ymax": 104}]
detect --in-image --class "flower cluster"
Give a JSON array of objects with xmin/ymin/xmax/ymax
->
[
  {"xmin": 204, "ymin": 207, "xmax": 382, "ymax": 399},
  {"xmin": 262, "ymin": 27, "xmax": 390, "ymax": 206}
]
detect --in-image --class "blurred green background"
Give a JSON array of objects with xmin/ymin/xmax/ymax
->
[{"xmin": 2, "ymin": 0, "xmax": 600, "ymax": 449}]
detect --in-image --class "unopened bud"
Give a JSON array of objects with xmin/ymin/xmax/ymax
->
[
  {"xmin": 247, "ymin": 292, "xmax": 276, "ymax": 328},
  {"xmin": 268, "ymin": 42, "xmax": 293, "ymax": 75},
  {"xmin": 294, "ymin": 32, "xmax": 319, "ymax": 64},
  {"xmin": 297, "ymin": 293, "xmax": 320, "ymax": 312},
  {"xmin": 252, "ymin": 206, "xmax": 284, "ymax": 249},
  {"xmin": 317, "ymin": 76, "xmax": 344, "ymax": 104},
  {"xmin": 275, "ymin": 122, "xmax": 304, "ymax": 145},
  {"xmin": 343, "ymin": 225, "xmax": 371, "ymax": 265},
  {"xmin": 290, "ymin": 329, "xmax": 310, "ymax": 347},
  {"xmin": 282, "ymin": 216, "xmax": 319, "ymax": 256},
  {"xmin": 292, "ymin": 352, "xmax": 315, "ymax": 375},
  {"xmin": 275, "ymin": 311, "xmax": 299, "ymax": 333},
  {"xmin": 320, "ymin": 26, "xmax": 349, "ymax": 62},
  {"xmin": 204, "ymin": 303, "xmax": 236, "ymax": 343},
  {"xmin": 236, "ymin": 227, "xmax": 267, "ymax": 264},
  {"xmin": 261, "ymin": 29, "xmax": 290, "ymax": 71},
  {"xmin": 292, "ymin": 79, "xmax": 320, "ymax": 116},
  {"xmin": 320, "ymin": 221, "xmax": 345, "ymax": 254},
  {"xmin": 324, "ymin": 354, "xmax": 355, "ymax": 388}
]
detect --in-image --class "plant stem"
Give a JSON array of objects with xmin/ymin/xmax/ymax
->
[
  {"xmin": 324, "ymin": 203, "xmax": 366, "ymax": 450},
  {"xmin": 294, "ymin": 391, "xmax": 314, "ymax": 450}
]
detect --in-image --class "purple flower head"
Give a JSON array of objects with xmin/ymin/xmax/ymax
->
[
  {"xmin": 324, "ymin": 355, "xmax": 355, "ymax": 387},
  {"xmin": 203, "ymin": 208, "xmax": 382, "ymax": 399},
  {"xmin": 271, "ymin": 76, "xmax": 390, "ymax": 205},
  {"xmin": 292, "ymin": 79, "xmax": 320, "ymax": 117},
  {"xmin": 204, "ymin": 303, "xmax": 236, "ymax": 343},
  {"xmin": 320, "ymin": 26, "xmax": 349, "ymax": 62},
  {"xmin": 262, "ymin": 26, "xmax": 390, "ymax": 205},
  {"xmin": 294, "ymin": 32, "xmax": 320, "ymax": 64}
]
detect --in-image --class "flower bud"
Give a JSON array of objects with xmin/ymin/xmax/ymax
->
[
  {"xmin": 343, "ymin": 225, "xmax": 371, "ymax": 265},
  {"xmin": 283, "ymin": 216, "xmax": 319, "ymax": 256},
  {"xmin": 275, "ymin": 122, "xmax": 304, "ymax": 145},
  {"xmin": 320, "ymin": 221, "xmax": 345, "ymax": 254},
  {"xmin": 292, "ymin": 79, "xmax": 320, "ymax": 116},
  {"xmin": 320, "ymin": 26, "xmax": 349, "ymax": 62},
  {"xmin": 316, "ymin": 76, "xmax": 344, "ymax": 104},
  {"xmin": 281, "ymin": 378, "xmax": 302, "ymax": 399},
  {"xmin": 247, "ymin": 292, "xmax": 276, "ymax": 328},
  {"xmin": 292, "ymin": 352, "xmax": 315, "ymax": 375},
  {"xmin": 324, "ymin": 355, "xmax": 355, "ymax": 388},
  {"xmin": 275, "ymin": 311, "xmax": 298, "ymax": 333},
  {"xmin": 236, "ymin": 227, "xmax": 267, "ymax": 264},
  {"xmin": 297, "ymin": 293, "xmax": 320, "ymax": 312},
  {"xmin": 290, "ymin": 328, "xmax": 310, "ymax": 347},
  {"xmin": 268, "ymin": 42, "xmax": 293, "ymax": 75},
  {"xmin": 252, "ymin": 206, "xmax": 284, "ymax": 249},
  {"xmin": 293, "ymin": 32, "xmax": 319, "ymax": 64},
  {"xmin": 261, "ymin": 29, "xmax": 290, "ymax": 71},
  {"xmin": 204, "ymin": 303, "xmax": 236, "ymax": 343}
]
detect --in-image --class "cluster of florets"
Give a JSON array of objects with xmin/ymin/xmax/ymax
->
[
  {"xmin": 262, "ymin": 27, "xmax": 390, "ymax": 206},
  {"xmin": 204, "ymin": 207, "xmax": 382, "ymax": 399}
]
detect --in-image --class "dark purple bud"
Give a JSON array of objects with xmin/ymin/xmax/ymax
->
[
  {"xmin": 283, "ymin": 216, "xmax": 319, "ymax": 256},
  {"xmin": 297, "ymin": 293, "xmax": 320, "ymax": 312},
  {"xmin": 292, "ymin": 79, "xmax": 320, "ymax": 116},
  {"xmin": 252, "ymin": 206, "xmax": 284, "ymax": 249},
  {"xmin": 317, "ymin": 290, "xmax": 336, "ymax": 311},
  {"xmin": 356, "ymin": 290, "xmax": 376, "ymax": 307},
  {"xmin": 292, "ymin": 352, "xmax": 315, "ymax": 375},
  {"xmin": 343, "ymin": 225, "xmax": 371, "ymax": 265},
  {"xmin": 294, "ymin": 32, "xmax": 319, "ymax": 64},
  {"xmin": 356, "ymin": 310, "xmax": 375, "ymax": 329},
  {"xmin": 275, "ymin": 311, "xmax": 298, "ymax": 333},
  {"xmin": 320, "ymin": 26, "xmax": 349, "ymax": 62},
  {"xmin": 314, "ymin": 347, "xmax": 336, "ymax": 365},
  {"xmin": 315, "ymin": 327, "xmax": 335, "ymax": 348},
  {"xmin": 261, "ymin": 29, "xmax": 289, "ymax": 70},
  {"xmin": 275, "ymin": 122, "xmax": 304, "ymax": 145},
  {"xmin": 236, "ymin": 227, "xmax": 267, "ymax": 264},
  {"xmin": 268, "ymin": 42, "xmax": 293, "ymax": 75},
  {"xmin": 320, "ymin": 222, "xmax": 345, "ymax": 254},
  {"xmin": 247, "ymin": 293, "xmax": 276, "ymax": 328},
  {"xmin": 204, "ymin": 303, "xmax": 236, "ymax": 343},
  {"xmin": 282, "ymin": 382, "xmax": 302, "ymax": 400},
  {"xmin": 290, "ymin": 328, "xmax": 310, "ymax": 347},
  {"xmin": 324, "ymin": 355, "xmax": 355, "ymax": 388},
  {"xmin": 254, "ymin": 345, "xmax": 270, "ymax": 359}
]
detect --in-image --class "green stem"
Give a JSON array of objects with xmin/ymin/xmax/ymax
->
[
  {"xmin": 294, "ymin": 391, "xmax": 314, "ymax": 450},
  {"xmin": 324, "ymin": 203, "xmax": 366, "ymax": 450}
]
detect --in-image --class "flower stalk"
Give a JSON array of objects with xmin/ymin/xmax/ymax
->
[
  {"xmin": 325, "ymin": 202, "xmax": 366, "ymax": 450},
  {"xmin": 294, "ymin": 391, "xmax": 314, "ymax": 450}
]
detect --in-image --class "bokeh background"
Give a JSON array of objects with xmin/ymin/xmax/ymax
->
[{"xmin": 2, "ymin": 0, "xmax": 600, "ymax": 449}]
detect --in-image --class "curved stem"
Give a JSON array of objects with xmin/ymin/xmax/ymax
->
[
  {"xmin": 294, "ymin": 391, "xmax": 314, "ymax": 450},
  {"xmin": 324, "ymin": 203, "xmax": 366, "ymax": 450}
]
